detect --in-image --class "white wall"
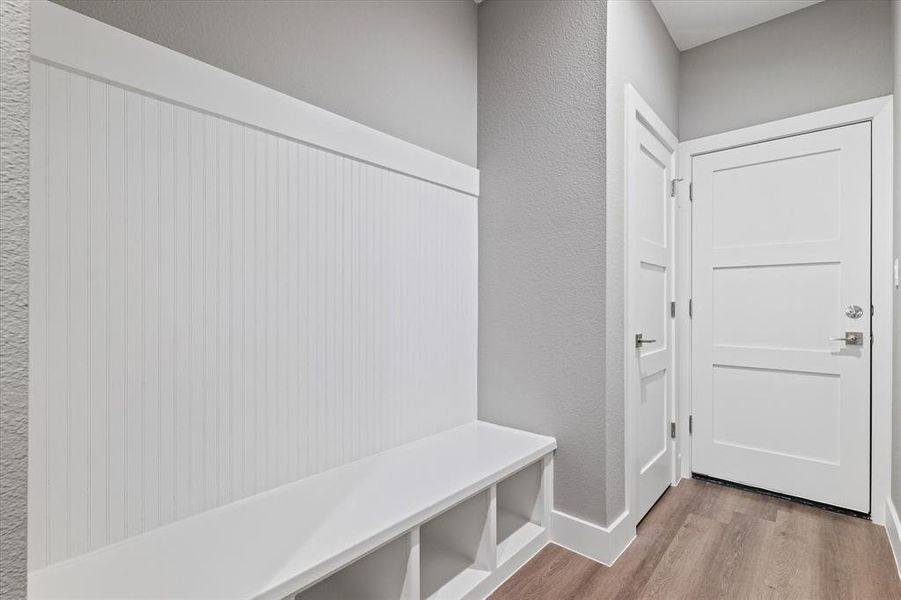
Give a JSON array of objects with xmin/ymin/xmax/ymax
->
[
  {"xmin": 605, "ymin": 0, "xmax": 679, "ymax": 522},
  {"xmin": 892, "ymin": 0, "xmax": 901, "ymax": 514},
  {"xmin": 28, "ymin": 56, "xmax": 477, "ymax": 568},
  {"xmin": 51, "ymin": 0, "xmax": 478, "ymax": 167},
  {"xmin": 679, "ymin": 0, "xmax": 892, "ymax": 140}
]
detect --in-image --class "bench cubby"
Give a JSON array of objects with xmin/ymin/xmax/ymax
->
[
  {"xmin": 296, "ymin": 534, "xmax": 417, "ymax": 600},
  {"xmin": 420, "ymin": 490, "xmax": 494, "ymax": 599},
  {"xmin": 496, "ymin": 460, "xmax": 546, "ymax": 566}
]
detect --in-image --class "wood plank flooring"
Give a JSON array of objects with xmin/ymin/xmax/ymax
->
[{"xmin": 490, "ymin": 478, "xmax": 901, "ymax": 599}]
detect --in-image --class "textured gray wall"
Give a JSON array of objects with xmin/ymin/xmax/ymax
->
[
  {"xmin": 52, "ymin": 0, "xmax": 478, "ymax": 166},
  {"xmin": 604, "ymin": 0, "xmax": 678, "ymax": 521},
  {"xmin": 0, "ymin": 0, "xmax": 29, "ymax": 596},
  {"xmin": 477, "ymin": 0, "xmax": 608, "ymax": 526},
  {"xmin": 680, "ymin": 0, "xmax": 892, "ymax": 140},
  {"xmin": 892, "ymin": 0, "xmax": 901, "ymax": 512}
]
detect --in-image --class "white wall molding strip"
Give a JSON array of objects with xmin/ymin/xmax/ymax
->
[
  {"xmin": 550, "ymin": 509, "xmax": 635, "ymax": 566},
  {"xmin": 885, "ymin": 498, "xmax": 901, "ymax": 582},
  {"xmin": 30, "ymin": 0, "xmax": 479, "ymax": 197}
]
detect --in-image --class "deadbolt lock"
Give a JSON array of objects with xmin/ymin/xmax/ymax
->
[{"xmin": 845, "ymin": 305, "xmax": 864, "ymax": 319}]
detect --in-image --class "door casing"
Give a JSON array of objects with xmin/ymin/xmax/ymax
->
[{"xmin": 673, "ymin": 96, "xmax": 894, "ymax": 524}]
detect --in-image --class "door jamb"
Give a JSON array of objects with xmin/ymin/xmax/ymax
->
[
  {"xmin": 623, "ymin": 85, "xmax": 679, "ymax": 534},
  {"xmin": 674, "ymin": 96, "xmax": 894, "ymax": 524}
]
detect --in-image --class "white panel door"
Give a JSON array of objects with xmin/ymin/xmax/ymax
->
[
  {"xmin": 691, "ymin": 123, "xmax": 871, "ymax": 512},
  {"xmin": 627, "ymin": 95, "xmax": 676, "ymax": 522}
]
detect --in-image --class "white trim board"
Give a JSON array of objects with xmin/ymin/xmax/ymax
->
[
  {"xmin": 886, "ymin": 498, "xmax": 901, "ymax": 582},
  {"xmin": 676, "ymin": 95, "xmax": 893, "ymax": 525},
  {"xmin": 678, "ymin": 95, "xmax": 892, "ymax": 152},
  {"xmin": 550, "ymin": 509, "xmax": 635, "ymax": 566},
  {"xmin": 30, "ymin": 0, "xmax": 479, "ymax": 197}
]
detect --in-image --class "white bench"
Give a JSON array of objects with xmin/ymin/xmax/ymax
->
[{"xmin": 29, "ymin": 421, "xmax": 556, "ymax": 599}]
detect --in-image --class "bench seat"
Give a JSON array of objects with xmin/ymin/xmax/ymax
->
[{"xmin": 29, "ymin": 421, "xmax": 556, "ymax": 599}]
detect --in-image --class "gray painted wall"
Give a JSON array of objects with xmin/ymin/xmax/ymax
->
[
  {"xmin": 477, "ymin": 0, "xmax": 608, "ymax": 526},
  {"xmin": 0, "ymin": 0, "xmax": 29, "ymax": 596},
  {"xmin": 52, "ymin": 0, "xmax": 478, "ymax": 166},
  {"xmin": 892, "ymin": 0, "xmax": 901, "ymax": 513},
  {"xmin": 679, "ymin": 0, "xmax": 892, "ymax": 140},
  {"xmin": 604, "ymin": 0, "xmax": 679, "ymax": 521}
]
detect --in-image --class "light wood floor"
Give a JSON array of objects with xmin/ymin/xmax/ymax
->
[{"xmin": 490, "ymin": 478, "xmax": 901, "ymax": 599}]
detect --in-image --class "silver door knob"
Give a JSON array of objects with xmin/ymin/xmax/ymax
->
[
  {"xmin": 635, "ymin": 333, "xmax": 657, "ymax": 348},
  {"xmin": 828, "ymin": 331, "xmax": 863, "ymax": 345},
  {"xmin": 845, "ymin": 305, "xmax": 864, "ymax": 319}
]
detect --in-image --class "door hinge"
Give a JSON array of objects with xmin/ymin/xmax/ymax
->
[
  {"xmin": 871, "ymin": 305, "xmax": 875, "ymax": 317},
  {"xmin": 670, "ymin": 177, "xmax": 683, "ymax": 198},
  {"xmin": 670, "ymin": 300, "xmax": 676, "ymax": 318},
  {"xmin": 689, "ymin": 182, "xmax": 694, "ymax": 202},
  {"xmin": 670, "ymin": 422, "xmax": 676, "ymax": 439},
  {"xmin": 689, "ymin": 298, "xmax": 693, "ymax": 318},
  {"xmin": 689, "ymin": 415, "xmax": 693, "ymax": 435}
]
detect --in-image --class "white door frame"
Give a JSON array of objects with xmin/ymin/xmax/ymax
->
[
  {"xmin": 674, "ymin": 96, "xmax": 894, "ymax": 524},
  {"xmin": 624, "ymin": 85, "xmax": 679, "ymax": 533}
]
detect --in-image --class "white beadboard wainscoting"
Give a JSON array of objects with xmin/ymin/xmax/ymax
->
[{"xmin": 28, "ymin": 49, "xmax": 477, "ymax": 570}]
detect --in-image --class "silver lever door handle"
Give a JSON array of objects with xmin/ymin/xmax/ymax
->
[
  {"xmin": 635, "ymin": 333, "xmax": 657, "ymax": 348},
  {"xmin": 828, "ymin": 331, "xmax": 863, "ymax": 345}
]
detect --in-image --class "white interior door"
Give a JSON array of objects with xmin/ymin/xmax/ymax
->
[
  {"xmin": 626, "ymin": 88, "xmax": 677, "ymax": 522},
  {"xmin": 691, "ymin": 122, "xmax": 871, "ymax": 513}
]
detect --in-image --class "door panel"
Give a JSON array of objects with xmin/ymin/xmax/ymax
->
[
  {"xmin": 628, "ymin": 104, "xmax": 676, "ymax": 522},
  {"xmin": 712, "ymin": 365, "xmax": 841, "ymax": 464},
  {"xmin": 710, "ymin": 150, "xmax": 842, "ymax": 247},
  {"xmin": 691, "ymin": 122, "xmax": 871, "ymax": 513},
  {"xmin": 638, "ymin": 370, "xmax": 667, "ymax": 472},
  {"xmin": 712, "ymin": 262, "xmax": 840, "ymax": 351}
]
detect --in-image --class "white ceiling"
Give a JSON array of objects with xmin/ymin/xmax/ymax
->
[{"xmin": 651, "ymin": 0, "xmax": 824, "ymax": 51}]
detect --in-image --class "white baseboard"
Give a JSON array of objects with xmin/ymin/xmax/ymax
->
[
  {"xmin": 885, "ymin": 498, "xmax": 901, "ymax": 582},
  {"xmin": 550, "ymin": 509, "xmax": 636, "ymax": 566}
]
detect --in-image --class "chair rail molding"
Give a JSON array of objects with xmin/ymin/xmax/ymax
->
[{"xmin": 30, "ymin": 0, "xmax": 479, "ymax": 197}]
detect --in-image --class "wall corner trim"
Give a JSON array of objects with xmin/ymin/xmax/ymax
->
[
  {"xmin": 30, "ymin": 0, "xmax": 479, "ymax": 197},
  {"xmin": 885, "ymin": 498, "xmax": 901, "ymax": 582},
  {"xmin": 550, "ymin": 509, "xmax": 635, "ymax": 566}
]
